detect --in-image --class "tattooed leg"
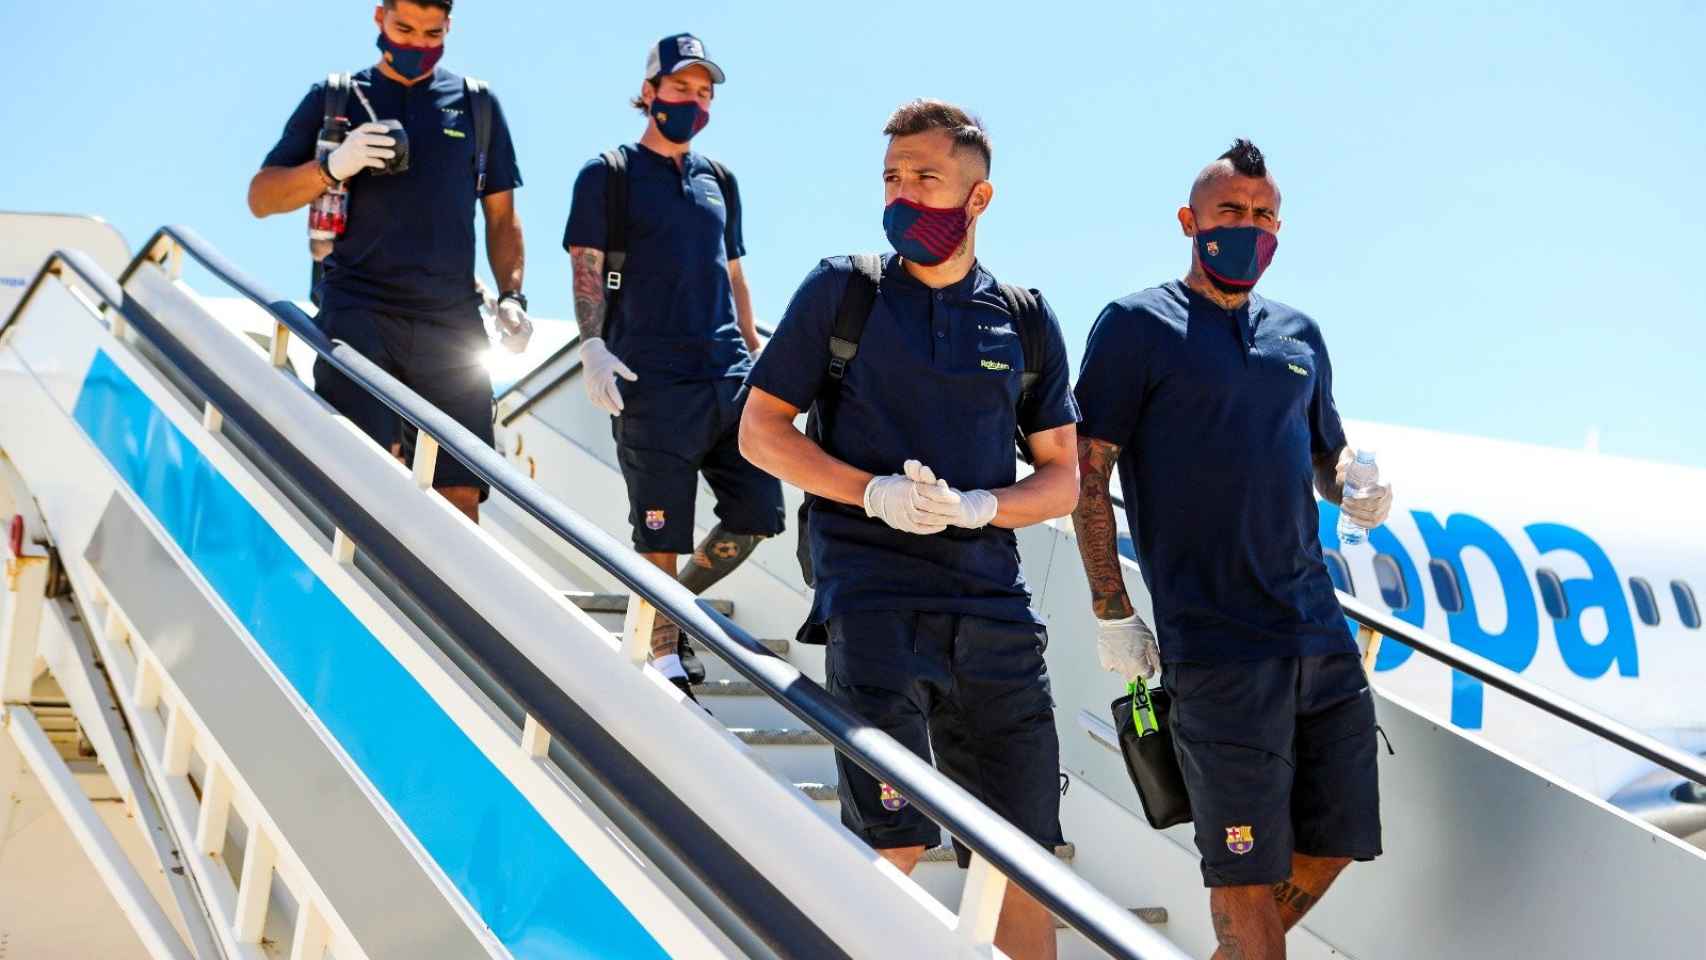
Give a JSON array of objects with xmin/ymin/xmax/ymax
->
[
  {"xmin": 1210, "ymin": 886, "xmax": 1284, "ymax": 960},
  {"xmin": 1272, "ymin": 853, "xmax": 1350, "ymax": 931},
  {"xmin": 678, "ymin": 524, "xmax": 765, "ymax": 595}
]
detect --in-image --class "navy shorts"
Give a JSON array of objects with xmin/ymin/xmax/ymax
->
[
  {"xmin": 827, "ymin": 610, "xmax": 1065, "ymax": 866},
  {"xmin": 1165, "ymin": 653, "xmax": 1382, "ymax": 887},
  {"xmin": 611, "ymin": 378, "xmax": 784, "ymax": 554},
  {"xmin": 312, "ymin": 303, "xmax": 494, "ymax": 496}
]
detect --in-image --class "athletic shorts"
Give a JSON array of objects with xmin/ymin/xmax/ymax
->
[
  {"xmin": 311, "ymin": 303, "xmax": 494, "ymax": 496},
  {"xmin": 611, "ymin": 377, "xmax": 785, "ymax": 554},
  {"xmin": 827, "ymin": 610, "xmax": 1065, "ymax": 866},
  {"xmin": 1165, "ymin": 652, "xmax": 1382, "ymax": 887}
]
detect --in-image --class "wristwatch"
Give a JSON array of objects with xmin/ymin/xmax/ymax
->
[{"xmin": 498, "ymin": 290, "xmax": 528, "ymax": 310}]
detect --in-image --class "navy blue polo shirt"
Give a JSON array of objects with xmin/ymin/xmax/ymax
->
[
  {"xmin": 1075, "ymin": 280, "xmax": 1353, "ymax": 664},
  {"xmin": 263, "ymin": 67, "xmax": 522, "ymax": 322},
  {"xmin": 563, "ymin": 145, "xmax": 749, "ymax": 384},
  {"xmin": 749, "ymin": 255, "xmax": 1079, "ymax": 625}
]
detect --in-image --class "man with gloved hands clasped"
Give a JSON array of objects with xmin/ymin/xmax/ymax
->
[
  {"xmin": 740, "ymin": 99, "xmax": 1078, "ymax": 960},
  {"xmin": 248, "ymin": 0, "xmax": 527, "ymax": 523}
]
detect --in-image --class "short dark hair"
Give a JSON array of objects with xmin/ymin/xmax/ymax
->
[
  {"xmin": 882, "ymin": 99, "xmax": 992, "ymax": 177},
  {"xmin": 1217, "ymin": 139, "xmax": 1267, "ymax": 178},
  {"xmin": 384, "ymin": 0, "xmax": 453, "ymax": 12}
]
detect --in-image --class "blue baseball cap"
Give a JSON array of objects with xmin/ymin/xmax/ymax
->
[{"xmin": 645, "ymin": 33, "xmax": 726, "ymax": 84}]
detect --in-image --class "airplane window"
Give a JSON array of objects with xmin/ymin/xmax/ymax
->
[
  {"xmin": 1630, "ymin": 578, "xmax": 1661, "ymax": 627},
  {"xmin": 1373, "ymin": 554, "xmax": 1409, "ymax": 610},
  {"xmin": 1675, "ymin": 581, "xmax": 1702, "ymax": 630},
  {"xmin": 1323, "ymin": 549, "xmax": 1355, "ymax": 596},
  {"xmin": 1535, "ymin": 569, "xmax": 1569, "ymax": 620},
  {"xmin": 1429, "ymin": 559, "xmax": 1465, "ymax": 614}
]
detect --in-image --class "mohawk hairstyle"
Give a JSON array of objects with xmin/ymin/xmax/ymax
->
[
  {"xmin": 882, "ymin": 98, "xmax": 992, "ymax": 176},
  {"xmin": 1218, "ymin": 139, "xmax": 1267, "ymax": 178}
]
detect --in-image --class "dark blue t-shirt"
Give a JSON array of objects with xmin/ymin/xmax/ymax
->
[
  {"xmin": 1075, "ymin": 280, "xmax": 1353, "ymax": 664},
  {"xmin": 263, "ymin": 67, "xmax": 522, "ymax": 322},
  {"xmin": 563, "ymin": 144, "xmax": 749, "ymax": 384},
  {"xmin": 749, "ymin": 255, "xmax": 1079, "ymax": 625}
]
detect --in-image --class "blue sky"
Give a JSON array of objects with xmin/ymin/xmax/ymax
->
[{"xmin": 4, "ymin": 1, "xmax": 1702, "ymax": 466}]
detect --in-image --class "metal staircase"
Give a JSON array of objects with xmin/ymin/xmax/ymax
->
[{"xmin": 5, "ymin": 211, "xmax": 1706, "ymax": 959}]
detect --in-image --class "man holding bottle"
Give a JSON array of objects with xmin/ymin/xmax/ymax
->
[
  {"xmin": 1069, "ymin": 140, "xmax": 1394, "ymax": 959},
  {"xmin": 248, "ymin": 0, "xmax": 526, "ymax": 523}
]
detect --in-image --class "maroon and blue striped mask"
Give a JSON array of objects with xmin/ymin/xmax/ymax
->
[
  {"xmin": 652, "ymin": 97, "xmax": 709, "ymax": 144},
  {"xmin": 1195, "ymin": 226, "xmax": 1279, "ymax": 293},
  {"xmin": 883, "ymin": 195, "xmax": 972, "ymax": 266}
]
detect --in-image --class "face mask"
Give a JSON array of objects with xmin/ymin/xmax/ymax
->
[
  {"xmin": 651, "ymin": 97, "xmax": 709, "ymax": 144},
  {"xmin": 882, "ymin": 195, "xmax": 973, "ymax": 267},
  {"xmin": 1194, "ymin": 225, "xmax": 1278, "ymax": 294},
  {"xmin": 377, "ymin": 31, "xmax": 444, "ymax": 80}
]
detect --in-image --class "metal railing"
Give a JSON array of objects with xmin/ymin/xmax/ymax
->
[
  {"xmin": 1104, "ymin": 493, "xmax": 1706, "ymax": 789},
  {"xmin": 11, "ymin": 227, "xmax": 1184, "ymax": 960}
]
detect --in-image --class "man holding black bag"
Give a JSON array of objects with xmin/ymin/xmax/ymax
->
[
  {"xmin": 1071, "ymin": 140, "xmax": 1393, "ymax": 959},
  {"xmin": 248, "ymin": 0, "xmax": 527, "ymax": 523}
]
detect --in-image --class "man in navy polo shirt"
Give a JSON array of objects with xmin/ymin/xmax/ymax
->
[
  {"xmin": 741, "ymin": 99, "xmax": 1079, "ymax": 960},
  {"xmin": 564, "ymin": 33, "xmax": 783, "ymax": 696},
  {"xmin": 1070, "ymin": 140, "xmax": 1395, "ymax": 959},
  {"xmin": 248, "ymin": 0, "xmax": 526, "ymax": 523}
]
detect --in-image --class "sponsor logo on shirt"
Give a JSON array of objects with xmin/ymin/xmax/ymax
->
[
  {"xmin": 443, "ymin": 128, "xmax": 466, "ymax": 139},
  {"xmin": 1225, "ymin": 825, "xmax": 1255, "ymax": 855},
  {"xmin": 1287, "ymin": 363, "xmax": 1309, "ymax": 377},
  {"xmin": 981, "ymin": 359, "xmax": 1012, "ymax": 372}
]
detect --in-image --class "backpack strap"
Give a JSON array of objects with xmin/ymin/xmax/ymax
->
[
  {"xmin": 827, "ymin": 254, "xmax": 883, "ymax": 382},
  {"xmin": 323, "ymin": 72, "xmax": 351, "ymax": 126},
  {"xmin": 464, "ymin": 77, "xmax": 493, "ymax": 193},
  {"xmin": 997, "ymin": 283, "xmax": 1048, "ymax": 461},
  {"xmin": 705, "ymin": 158, "xmax": 738, "ymax": 212},
  {"xmin": 600, "ymin": 147, "xmax": 631, "ymax": 302}
]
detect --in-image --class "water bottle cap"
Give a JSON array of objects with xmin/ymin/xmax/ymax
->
[{"xmin": 1355, "ymin": 449, "xmax": 1377, "ymax": 464}]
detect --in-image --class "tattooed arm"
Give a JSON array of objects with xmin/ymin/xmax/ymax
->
[
  {"xmin": 567, "ymin": 245, "xmax": 607, "ymax": 341},
  {"xmin": 1071, "ymin": 436, "xmax": 1134, "ymax": 620}
]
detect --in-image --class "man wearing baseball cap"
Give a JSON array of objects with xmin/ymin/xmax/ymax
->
[{"xmin": 563, "ymin": 33, "xmax": 783, "ymax": 698}]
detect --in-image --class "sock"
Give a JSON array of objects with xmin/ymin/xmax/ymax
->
[{"xmin": 652, "ymin": 653, "xmax": 687, "ymax": 681}]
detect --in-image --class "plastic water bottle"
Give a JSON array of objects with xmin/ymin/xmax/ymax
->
[
  {"xmin": 307, "ymin": 117, "xmax": 350, "ymax": 254},
  {"xmin": 1337, "ymin": 450, "xmax": 1379, "ymax": 545}
]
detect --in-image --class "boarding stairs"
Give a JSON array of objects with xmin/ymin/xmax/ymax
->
[{"xmin": 2, "ymin": 212, "xmax": 1705, "ymax": 959}]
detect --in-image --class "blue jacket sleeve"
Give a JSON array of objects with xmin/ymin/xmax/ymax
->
[
  {"xmin": 1019, "ymin": 296, "xmax": 1080, "ymax": 435},
  {"xmin": 261, "ymin": 84, "xmax": 323, "ymax": 169},
  {"xmin": 562, "ymin": 157, "xmax": 609, "ymax": 252},
  {"xmin": 1074, "ymin": 301, "xmax": 1148, "ymax": 448},
  {"xmin": 744, "ymin": 258, "xmax": 850, "ymax": 411}
]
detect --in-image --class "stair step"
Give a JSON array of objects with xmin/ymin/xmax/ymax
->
[
  {"xmin": 918, "ymin": 843, "xmax": 1075, "ymax": 864},
  {"xmin": 732, "ymin": 727, "xmax": 828, "ymax": 747},
  {"xmin": 1053, "ymin": 907, "xmax": 1168, "ymax": 929},
  {"xmin": 565, "ymin": 591, "xmax": 735, "ymax": 617}
]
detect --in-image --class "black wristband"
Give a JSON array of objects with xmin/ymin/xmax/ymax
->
[
  {"xmin": 498, "ymin": 290, "xmax": 527, "ymax": 310},
  {"xmin": 318, "ymin": 155, "xmax": 342, "ymax": 187}
]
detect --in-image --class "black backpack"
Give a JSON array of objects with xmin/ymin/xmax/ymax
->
[
  {"xmin": 311, "ymin": 72, "xmax": 495, "ymax": 300},
  {"xmin": 596, "ymin": 145, "xmax": 736, "ymax": 327},
  {"xmin": 794, "ymin": 254, "xmax": 1050, "ymax": 592}
]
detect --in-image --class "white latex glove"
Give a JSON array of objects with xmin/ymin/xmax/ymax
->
[
  {"xmin": 863, "ymin": 460, "xmax": 948, "ymax": 535},
  {"xmin": 495, "ymin": 298, "xmax": 533, "ymax": 354},
  {"xmin": 905, "ymin": 461, "xmax": 998, "ymax": 529},
  {"xmin": 581, "ymin": 337, "xmax": 637, "ymax": 416},
  {"xmin": 1097, "ymin": 614, "xmax": 1161, "ymax": 681},
  {"xmin": 1334, "ymin": 447, "xmax": 1394, "ymax": 530},
  {"xmin": 327, "ymin": 122, "xmax": 396, "ymax": 181}
]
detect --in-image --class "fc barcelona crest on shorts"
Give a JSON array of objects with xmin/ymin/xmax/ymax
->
[
  {"xmin": 879, "ymin": 782, "xmax": 907, "ymax": 812},
  {"xmin": 645, "ymin": 509, "xmax": 667, "ymax": 531},
  {"xmin": 1225, "ymin": 825, "xmax": 1254, "ymax": 855}
]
